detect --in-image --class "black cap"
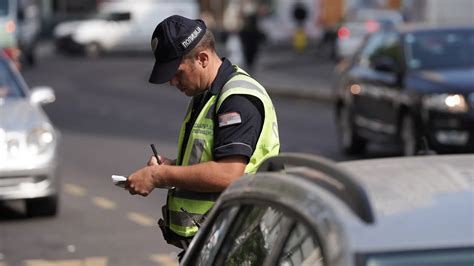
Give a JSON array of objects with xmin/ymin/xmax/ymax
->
[{"xmin": 149, "ymin": 15, "xmax": 207, "ymax": 84}]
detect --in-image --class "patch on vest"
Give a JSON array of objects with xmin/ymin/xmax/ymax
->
[{"xmin": 218, "ymin": 112, "xmax": 242, "ymax": 127}]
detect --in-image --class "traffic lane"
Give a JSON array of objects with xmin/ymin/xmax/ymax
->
[
  {"xmin": 23, "ymin": 55, "xmax": 187, "ymax": 143},
  {"xmin": 273, "ymin": 96, "xmax": 343, "ymax": 160}
]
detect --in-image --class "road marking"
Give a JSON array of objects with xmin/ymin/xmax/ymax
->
[
  {"xmin": 64, "ymin": 183, "xmax": 86, "ymax": 197},
  {"xmin": 23, "ymin": 257, "xmax": 107, "ymax": 266},
  {"xmin": 91, "ymin": 197, "xmax": 117, "ymax": 210},
  {"xmin": 149, "ymin": 254, "xmax": 178, "ymax": 266},
  {"xmin": 127, "ymin": 212, "xmax": 156, "ymax": 227}
]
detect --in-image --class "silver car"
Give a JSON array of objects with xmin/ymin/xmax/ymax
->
[
  {"xmin": 0, "ymin": 53, "xmax": 60, "ymax": 216},
  {"xmin": 181, "ymin": 153, "xmax": 474, "ymax": 265}
]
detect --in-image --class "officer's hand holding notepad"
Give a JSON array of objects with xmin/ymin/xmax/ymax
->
[
  {"xmin": 111, "ymin": 174, "xmax": 173, "ymax": 189},
  {"xmin": 111, "ymin": 175, "xmax": 127, "ymax": 188},
  {"xmin": 112, "ymin": 144, "xmax": 173, "ymax": 190}
]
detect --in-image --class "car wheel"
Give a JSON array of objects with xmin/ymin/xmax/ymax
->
[
  {"xmin": 337, "ymin": 105, "xmax": 366, "ymax": 154},
  {"xmin": 85, "ymin": 42, "xmax": 102, "ymax": 58},
  {"xmin": 400, "ymin": 114, "xmax": 418, "ymax": 156},
  {"xmin": 26, "ymin": 196, "xmax": 58, "ymax": 217}
]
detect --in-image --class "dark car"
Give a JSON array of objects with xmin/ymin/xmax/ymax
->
[
  {"xmin": 180, "ymin": 153, "xmax": 474, "ymax": 265},
  {"xmin": 334, "ymin": 25, "xmax": 474, "ymax": 156}
]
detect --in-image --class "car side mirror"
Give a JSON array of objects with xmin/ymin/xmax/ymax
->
[
  {"xmin": 373, "ymin": 57, "xmax": 399, "ymax": 73},
  {"xmin": 30, "ymin": 86, "xmax": 56, "ymax": 105}
]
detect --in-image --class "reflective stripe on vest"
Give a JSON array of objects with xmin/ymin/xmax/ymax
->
[{"xmin": 168, "ymin": 66, "xmax": 280, "ymax": 237}]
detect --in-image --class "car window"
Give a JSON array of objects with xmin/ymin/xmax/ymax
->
[
  {"xmin": 404, "ymin": 29, "xmax": 474, "ymax": 70},
  {"xmin": 370, "ymin": 31, "xmax": 403, "ymax": 67},
  {"xmin": 109, "ymin": 12, "xmax": 131, "ymax": 21},
  {"xmin": 357, "ymin": 32, "xmax": 385, "ymax": 67},
  {"xmin": 278, "ymin": 222, "xmax": 324, "ymax": 266},
  {"xmin": 214, "ymin": 204, "xmax": 293, "ymax": 266},
  {"xmin": 192, "ymin": 206, "xmax": 239, "ymax": 266},
  {"xmin": 0, "ymin": 59, "xmax": 24, "ymax": 98}
]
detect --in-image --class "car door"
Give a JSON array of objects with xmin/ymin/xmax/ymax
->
[
  {"xmin": 348, "ymin": 31, "xmax": 402, "ymax": 139},
  {"xmin": 345, "ymin": 32, "xmax": 386, "ymax": 135},
  {"xmin": 183, "ymin": 203, "xmax": 326, "ymax": 266},
  {"xmin": 368, "ymin": 31, "xmax": 404, "ymax": 137}
]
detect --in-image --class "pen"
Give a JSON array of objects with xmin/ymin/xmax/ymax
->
[{"xmin": 150, "ymin": 144, "xmax": 163, "ymax": 164}]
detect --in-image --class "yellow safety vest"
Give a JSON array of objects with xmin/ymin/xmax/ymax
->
[{"xmin": 167, "ymin": 66, "xmax": 280, "ymax": 237}]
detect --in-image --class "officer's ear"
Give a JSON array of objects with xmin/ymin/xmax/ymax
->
[{"xmin": 196, "ymin": 50, "xmax": 210, "ymax": 68}]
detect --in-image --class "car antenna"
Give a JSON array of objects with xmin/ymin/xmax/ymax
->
[{"xmin": 417, "ymin": 136, "xmax": 436, "ymax": 155}]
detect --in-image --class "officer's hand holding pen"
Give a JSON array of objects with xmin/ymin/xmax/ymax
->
[
  {"xmin": 126, "ymin": 144, "xmax": 175, "ymax": 196},
  {"xmin": 148, "ymin": 144, "xmax": 174, "ymax": 166},
  {"xmin": 150, "ymin": 144, "xmax": 163, "ymax": 164}
]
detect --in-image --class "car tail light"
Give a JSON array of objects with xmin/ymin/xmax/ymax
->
[
  {"xmin": 2, "ymin": 48, "xmax": 21, "ymax": 70},
  {"xmin": 338, "ymin": 27, "xmax": 350, "ymax": 40},
  {"xmin": 2, "ymin": 47, "xmax": 19, "ymax": 60},
  {"xmin": 365, "ymin": 20, "xmax": 380, "ymax": 33}
]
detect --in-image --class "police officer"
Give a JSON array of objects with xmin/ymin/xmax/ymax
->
[{"xmin": 126, "ymin": 15, "xmax": 280, "ymax": 253}]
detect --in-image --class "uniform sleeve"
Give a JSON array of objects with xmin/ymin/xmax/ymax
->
[{"xmin": 213, "ymin": 94, "xmax": 264, "ymax": 161}]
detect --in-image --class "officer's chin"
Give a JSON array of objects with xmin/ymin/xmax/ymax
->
[{"xmin": 183, "ymin": 89, "xmax": 196, "ymax": 97}]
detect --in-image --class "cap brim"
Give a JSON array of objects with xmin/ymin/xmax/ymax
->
[{"xmin": 149, "ymin": 57, "xmax": 181, "ymax": 84}]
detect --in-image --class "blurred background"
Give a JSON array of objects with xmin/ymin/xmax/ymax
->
[{"xmin": 0, "ymin": 0, "xmax": 473, "ymax": 265}]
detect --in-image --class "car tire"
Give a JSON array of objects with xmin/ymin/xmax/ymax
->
[
  {"xmin": 337, "ymin": 105, "xmax": 366, "ymax": 154},
  {"xmin": 26, "ymin": 196, "xmax": 58, "ymax": 217},
  {"xmin": 400, "ymin": 113, "xmax": 419, "ymax": 156},
  {"xmin": 85, "ymin": 42, "xmax": 102, "ymax": 58}
]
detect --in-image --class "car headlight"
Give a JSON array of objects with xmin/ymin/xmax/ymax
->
[
  {"xmin": 0, "ymin": 126, "xmax": 56, "ymax": 161},
  {"xmin": 422, "ymin": 94, "xmax": 469, "ymax": 113},
  {"xmin": 26, "ymin": 126, "xmax": 56, "ymax": 156}
]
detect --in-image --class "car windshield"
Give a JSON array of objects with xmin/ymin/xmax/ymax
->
[
  {"xmin": 0, "ymin": 1, "xmax": 8, "ymax": 16},
  {"xmin": 404, "ymin": 29, "xmax": 474, "ymax": 70},
  {"xmin": 0, "ymin": 59, "xmax": 24, "ymax": 98},
  {"xmin": 362, "ymin": 248, "xmax": 474, "ymax": 266}
]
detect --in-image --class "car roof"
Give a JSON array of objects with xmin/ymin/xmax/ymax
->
[
  {"xmin": 338, "ymin": 154, "xmax": 474, "ymax": 252},
  {"xmin": 349, "ymin": 8, "xmax": 403, "ymax": 23}
]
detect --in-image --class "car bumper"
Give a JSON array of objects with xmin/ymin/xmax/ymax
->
[
  {"xmin": 0, "ymin": 163, "xmax": 59, "ymax": 201},
  {"xmin": 425, "ymin": 111, "xmax": 474, "ymax": 152}
]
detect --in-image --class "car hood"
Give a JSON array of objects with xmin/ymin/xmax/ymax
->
[
  {"xmin": 0, "ymin": 99, "xmax": 50, "ymax": 131},
  {"xmin": 409, "ymin": 68, "xmax": 474, "ymax": 93},
  {"xmin": 54, "ymin": 19, "xmax": 105, "ymax": 37}
]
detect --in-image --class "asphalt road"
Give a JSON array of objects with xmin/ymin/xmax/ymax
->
[{"xmin": 0, "ymin": 49, "xmax": 357, "ymax": 266}]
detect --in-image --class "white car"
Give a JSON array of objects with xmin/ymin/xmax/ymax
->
[
  {"xmin": 0, "ymin": 52, "xmax": 60, "ymax": 216},
  {"xmin": 53, "ymin": 0, "xmax": 199, "ymax": 57}
]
